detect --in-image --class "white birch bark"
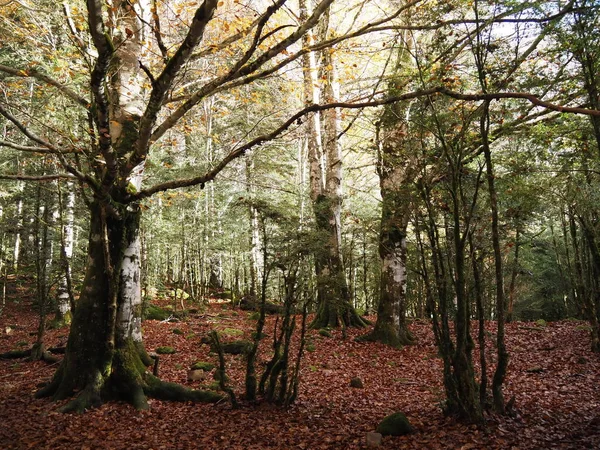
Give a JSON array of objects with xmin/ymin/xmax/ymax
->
[{"xmin": 56, "ymin": 183, "xmax": 75, "ymax": 318}]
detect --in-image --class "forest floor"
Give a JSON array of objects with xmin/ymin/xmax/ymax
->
[{"xmin": 1, "ymin": 286, "xmax": 599, "ymax": 449}]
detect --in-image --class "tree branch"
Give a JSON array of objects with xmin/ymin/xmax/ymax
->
[
  {"xmin": 0, "ymin": 65, "xmax": 89, "ymax": 109},
  {"xmin": 132, "ymin": 86, "xmax": 600, "ymax": 201},
  {"xmin": 0, "ymin": 140, "xmax": 80, "ymax": 154},
  {"xmin": 150, "ymin": 0, "xmax": 335, "ymax": 144},
  {"xmin": 86, "ymin": 0, "xmax": 117, "ymax": 193},
  {"xmin": 0, "ymin": 173, "xmax": 77, "ymax": 181},
  {"xmin": 0, "ymin": 103, "xmax": 92, "ymax": 185},
  {"xmin": 126, "ymin": 0, "xmax": 219, "ymax": 181}
]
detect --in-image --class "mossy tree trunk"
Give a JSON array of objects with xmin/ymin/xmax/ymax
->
[
  {"xmin": 361, "ymin": 27, "xmax": 416, "ymax": 346},
  {"xmin": 37, "ymin": 201, "xmax": 222, "ymax": 412},
  {"xmin": 309, "ymin": 12, "xmax": 366, "ymax": 329}
]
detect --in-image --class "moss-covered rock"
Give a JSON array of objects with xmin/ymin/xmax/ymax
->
[
  {"xmin": 191, "ymin": 361, "xmax": 215, "ymax": 371},
  {"xmin": 376, "ymin": 412, "xmax": 413, "ymax": 436},
  {"xmin": 306, "ymin": 341, "xmax": 316, "ymax": 352},
  {"xmin": 248, "ymin": 311, "xmax": 261, "ymax": 320},
  {"xmin": 319, "ymin": 328, "xmax": 332, "ymax": 338},
  {"xmin": 350, "ymin": 377, "xmax": 364, "ymax": 388},
  {"xmin": 155, "ymin": 346, "xmax": 176, "ymax": 355},
  {"xmin": 220, "ymin": 328, "xmax": 244, "ymax": 337},
  {"xmin": 145, "ymin": 304, "xmax": 170, "ymax": 321},
  {"xmin": 221, "ymin": 340, "xmax": 252, "ymax": 355},
  {"xmin": 172, "ymin": 328, "xmax": 184, "ymax": 335},
  {"xmin": 213, "ymin": 370, "xmax": 229, "ymax": 383},
  {"xmin": 535, "ymin": 319, "xmax": 547, "ymax": 327}
]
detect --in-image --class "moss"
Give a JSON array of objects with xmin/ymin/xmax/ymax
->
[
  {"xmin": 318, "ymin": 328, "xmax": 332, "ymax": 338},
  {"xmin": 220, "ymin": 328, "xmax": 244, "ymax": 337},
  {"xmin": 144, "ymin": 374, "xmax": 224, "ymax": 403},
  {"xmin": 172, "ymin": 328, "xmax": 184, "ymax": 335},
  {"xmin": 145, "ymin": 304, "xmax": 170, "ymax": 321},
  {"xmin": 155, "ymin": 346, "xmax": 176, "ymax": 355},
  {"xmin": 206, "ymin": 381, "xmax": 221, "ymax": 391},
  {"xmin": 535, "ymin": 319, "xmax": 547, "ymax": 327},
  {"xmin": 576, "ymin": 324, "xmax": 593, "ymax": 331},
  {"xmin": 213, "ymin": 371, "xmax": 229, "ymax": 383},
  {"xmin": 306, "ymin": 341, "xmax": 316, "ymax": 352},
  {"xmin": 191, "ymin": 361, "xmax": 215, "ymax": 371},
  {"xmin": 376, "ymin": 412, "xmax": 413, "ymax": 436},
  {"xmin": 248, "ymin": 311, "xmax": 260, "ymax": 320},
  {"xmin": 211, "ymin": 339, "xmax": 252, "ymax": 355}
]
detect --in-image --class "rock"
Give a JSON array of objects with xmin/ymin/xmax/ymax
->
[
  {"xmin": 220, "ymin": 340, "xmax": 252, "ymax": 355},
  {"xmin": 187, "ymin": 370, "xmax": 206, "ymax": 381},
  {"xmin": 155, "ymin": 346, "xmax": 176, "ymax": 354},
  {"xmin": 213, "ymin": 370, "xmax": 229, "ymax": 382},
  {"xmin": 318, "ymin": 328, "xmax": 332, "ymax": 338},
  {"xmin": 366, "ymin": 432, "xmax": 382, "ymax": 447},
  {"xmin": 350, "ymin": 377, "xmax": 364, "ymax": 388},
  {"xmin": 191, "ymin": 361, "xmax": 215, "ymax": 371},
  {"xmin": 376, "ymin": 412, "xmax": 413, "ymax": 436},
  {"xmin": 525, "ymin": 366, "xmax": 544, "ymax": 373}
]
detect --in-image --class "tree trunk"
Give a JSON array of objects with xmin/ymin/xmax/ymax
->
[
  {"xmin": 55, "ymin": 182, "xmax": 76, "ymax": 326},
  {"xmin": 310, "ymin": 17, "xmax": 366, "ymax": 329},
  {"xmin": 37, "ymin": 201, "xmax": 222, "ymax": 412}
]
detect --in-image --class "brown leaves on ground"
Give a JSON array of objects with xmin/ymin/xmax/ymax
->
[{"xmin": 0, "ymin": 298, "xmax": 599, "ymax": 449}]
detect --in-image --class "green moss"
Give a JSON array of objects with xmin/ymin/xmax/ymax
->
[
  {"xmin": 145, "ymin": 304, "xmax": 170, "ymax": 321},
  {"xmin": 212, "ymin": 339, "xmax": 252, "ymax": 355},
  {"xmin": 206, "ymin": 381, "xmax": 221, "ymax": 391},
  {"xmin": 220, "ymin": 328, "xmax": 244, "ymax": 337},
  {"xmin": 191, "ymin": 361, "xmax": 215, "ymax": 371},
  {"xmin": 17, "ymin": 341, "xmax": 29, "ymax": 347},
  {"xmin": 248, "ymin": 311, "xmax": 260, "ymax": 320},
  {"xmin": 318, "ymin": 328, "xmax": 332, "ymax": 338},
  {"xmin": 306, "ymin": 341, "xmax": 316, "ymax": 352},
  {"xmin": 376, "ymin": 412, "xmax": 413, "ymax": 436},
  {"xmin": 144, "ymin": 374, "xmax": 224, "ymax": 403},
  {"xmin": 213, "ymin": 371, "xmax": 229, "ymax": 382},
  {"xmin": 155, "ymin": 346, "xmax": 176, "ymax": 355},
  {"xmin": 576, "ymin": 324, "xmax": 593, "ymax": 331},
  {"xmin": 172, "ymin": 328, "xmax": 184, "ymax": 335},
  {"xmin": 535, "ymin": 319, "xmax": 547, "ymax": 327}
]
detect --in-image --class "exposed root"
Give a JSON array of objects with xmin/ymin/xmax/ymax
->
[
  {"xmin": 357, "ymin": 325, "xmax": 416, "ymax": 348},
  {"xmin": 143, "ymin": 373, "xmax": 225, "ymax": 403}
]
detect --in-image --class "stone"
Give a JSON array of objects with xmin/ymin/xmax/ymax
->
[
  {"xmin": 155, "ymin": 346, "xmax": 176, "ymax": 355},
  {"xmin": 376, "ymin": 412, "xmax": 413, "ymax": 436},
  {"xmin": 350, "ymin": 377, "xmax": 364, "ymax": 388},
  {"xmin": 191, "ymin": 361, "xmax": 215, "ymax": 371},
  {"xmin": 366, "ymin": 432, "xmax": 382, "ymax": 447},
  {"xmin": 187, "ymin": 370, "xmax": 205, "ymax": 382}
]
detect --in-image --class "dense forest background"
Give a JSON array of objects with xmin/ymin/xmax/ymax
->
[{"xmin": 0, "ymin": 0, "xmax": 600, "ymax": 447}]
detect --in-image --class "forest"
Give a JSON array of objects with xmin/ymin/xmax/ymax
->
[{"xmin": 0, "ymin": 0, "xmax": 599, "ymax": 448}]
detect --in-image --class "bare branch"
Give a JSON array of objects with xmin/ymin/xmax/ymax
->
[
  {"xmin": 133, "ymin": 86, "xmax": 600, "ymax": 201},
  {"xmin": 0, "ymin": 173, "xmax": 77, "ymax": 181},
  {"xmin": 127, "ymin": 0, "xmax": 219, "ymax": 180},
  {"xmin": 0, "ymin": 64, "xmax": 89, "ymax": 109},
  {"xmin": 151, "ymin": 0, "xmax": 335, "ymax": 144},
  {"xmin": 0, "ymin": 103, "xmax": 91, "ymax": 185},
  {"xmin": 0, "ymin": 140, "xmax": 81, "ymax": 154}
]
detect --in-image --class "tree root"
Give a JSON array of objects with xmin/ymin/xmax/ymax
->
[
  {"xmin": 357, "ymin": 326, "xmax": 416, "ymax": 348},
  {"xmin": 1, "ymin": 347, "xmax": 61, "ymax": 364},
  {"xmin": 143, "ymin": 373, "xmax": 225, "ymax": 403}
]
